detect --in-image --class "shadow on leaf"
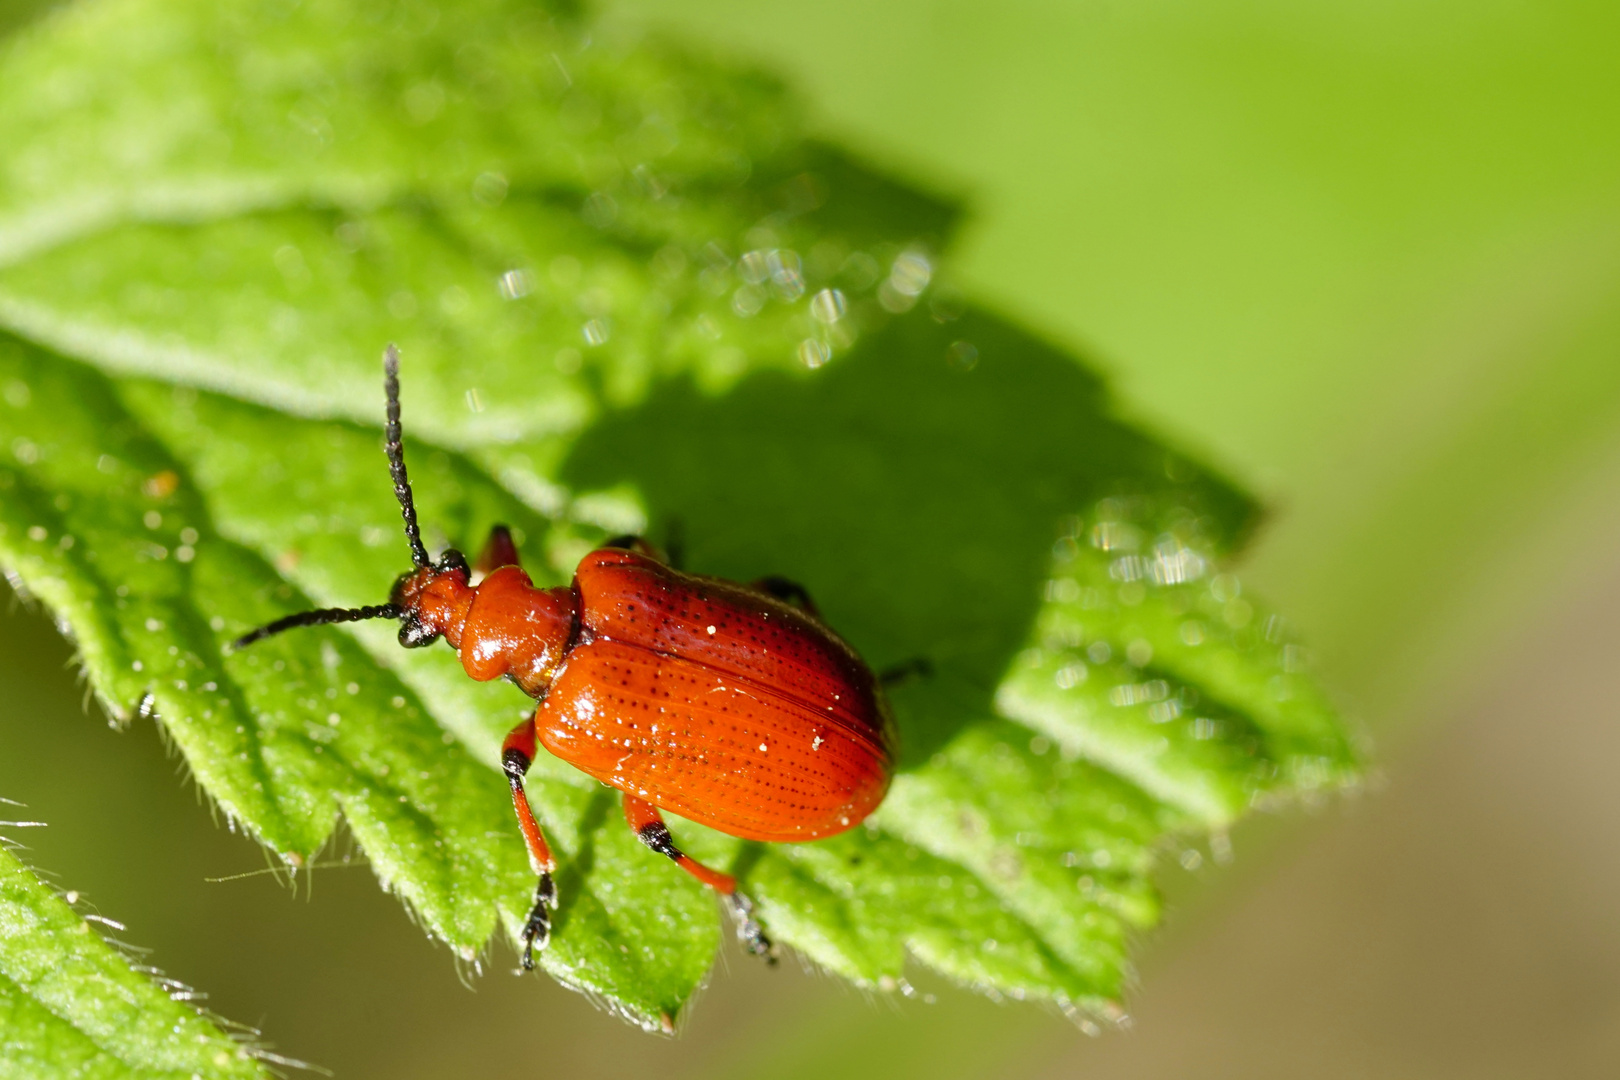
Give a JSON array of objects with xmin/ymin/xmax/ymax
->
[{"xmin": 561, "ymin": 307, "xmax": 1255, "ymax": 767}]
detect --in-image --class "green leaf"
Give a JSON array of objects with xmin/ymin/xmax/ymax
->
[
  {"xmin": 0, "ymin": 837, "xmax": 272, "ymax": 1078},
  {"xmin": 0, "ymin": 0, "xmax": 1358, "ymax": 1031}
]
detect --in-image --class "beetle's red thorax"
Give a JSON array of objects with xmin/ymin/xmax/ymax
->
[
  {"xmin": 401, "ymin": 564, "xmax": 577, "ymax": 696},
  {"xmin": 456, "ymin": 566, "xmax": 577, "ymax": 695}
]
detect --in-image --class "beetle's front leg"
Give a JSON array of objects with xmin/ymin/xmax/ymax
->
[
  {"xmin": 502, "ymin": 713, "xmax": 557, "ymax": 970},
  {"xmin": 622, "ymin": 793, "xmax": 776, "ymax": 963}
]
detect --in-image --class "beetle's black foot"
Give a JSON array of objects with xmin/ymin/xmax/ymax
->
[
  {"xmin": 727, "ymin": 891, "xmax": 776, "ymax": 965},
  {"xmin": 520, "ymin": 871, "xmax": 556, "ymax": 971}
]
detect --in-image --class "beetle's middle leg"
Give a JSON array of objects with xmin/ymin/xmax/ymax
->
[
  {"xmin": 751, "ymin": 575, "xmax": 820, "ymax": 618},
  {"xmin": 600, "ymin": 533, "xmax": 669, "ymax": 563},
  {"xmin": 475, "ymin": 524, "xmax": 522, "ymax": 577},
  {"xmin": 502, "ymin": 713, "xmax": 557, "ymax": 970},
  {"xmin": 622, "ymin": 793, "xmax": 775, "ymax": 961}
]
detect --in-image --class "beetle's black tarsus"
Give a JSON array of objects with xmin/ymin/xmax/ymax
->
[
  {"xmin": 383, "ymin": 344, "xmax": 430, "ymax": 569},
  {"xmin": 878, "ymin": 657, "xmax": 934, "ymax": 687},
  {"xmin": 230, "ymin": 603, "xmax": 401, "ymax": 650},
  {"xmin": 520, "ymin": 871, "xmax": 556, "ymax": 971},
  {"xmin": 727, "ymin": 891, "xmax": 776, "ymax": 965}
]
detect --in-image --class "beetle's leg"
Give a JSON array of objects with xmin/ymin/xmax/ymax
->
[
  {"xmin": 502, "ymin": 714, "xmax": 557, "ymax": 970},
  {"xmin": 622, "ymin": 793, "xmax": 775, "ymax": 962},
  {"xmin": 622, "ymin": 793, "xmax": 735, "ymax": 890},
  {"xmin": 751, "ymin": 575, "xmax": 819, "ymax": 618},
  {"xmin": 600, "ymin": 534, "xmax": 668, "ymax": 563},
  {"xmin": 475, "ymin": 524, "xmax": 522, "ymax": 576}
]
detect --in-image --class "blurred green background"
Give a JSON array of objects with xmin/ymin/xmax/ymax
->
[{"xmin": 3, "ymin": 0, "xmax": 1619, "ymax": 1076}]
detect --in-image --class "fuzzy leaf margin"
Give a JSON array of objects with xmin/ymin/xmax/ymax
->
[{"xmin": 0, "ymin": 833, "xmax": 274, "ymax": 1079}]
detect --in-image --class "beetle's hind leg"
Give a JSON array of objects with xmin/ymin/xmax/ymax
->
[
  {"xmin": 502, "ymin": 714, "xmax": 557, "ymax": 970},
  {"xmin": 622, "ymin": 794, "xmax": 735, "ymax": 892},
  {"xmin": 622, "ymin": 794, "xmax": 776, "ymax": 963},
  {"xmin": 476, "ymin": 524, "xmax": 522, "ymax": 577}
]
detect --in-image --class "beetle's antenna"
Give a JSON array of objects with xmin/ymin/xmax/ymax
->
[
  {"xmin": 384, "ymin": 343, "xmax": 430, "ymax": 569},
  {"xmin": 230, "ymin": 603, "xmax": 402, "ymax": 651}
]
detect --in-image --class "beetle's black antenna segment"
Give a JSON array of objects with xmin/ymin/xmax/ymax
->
[
  {"xmin": 384, "ymin": 344, "xmax": 430, "ymax": 568},
  {"xmin": 230, "ymin": 603, "xmax": 402, "ymax": 651}
]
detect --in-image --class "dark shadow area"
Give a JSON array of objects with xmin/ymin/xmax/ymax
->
[
  {"xmin": 791, "ymin": 141, "xmax": 964, "ymax": 252},
  {"xmin": 561, "ymin": 307, "xmax": 1255, "ymax": 766}
]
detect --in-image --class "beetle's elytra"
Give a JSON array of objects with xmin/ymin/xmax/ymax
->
[{"xmin": 233, "ymin": 345, "xmax": 897, "ymax": 967}]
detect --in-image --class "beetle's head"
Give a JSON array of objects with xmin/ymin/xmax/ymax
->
[
  {"xmin": 230, "ymin": 344, "xmax": 467, "ymax": 653},
  {"xmin": 388, "ymin": 548, "xmax": 472, "ymax": 649}
]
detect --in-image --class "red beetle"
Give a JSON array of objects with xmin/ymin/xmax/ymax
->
[{"xmin": 234, "ymin": 346, "xmax": 897, "ymax": 967}]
